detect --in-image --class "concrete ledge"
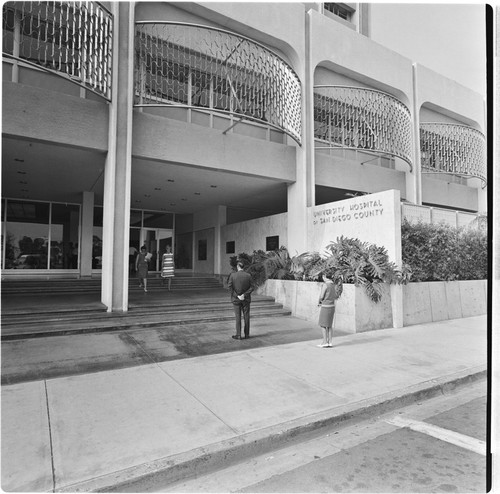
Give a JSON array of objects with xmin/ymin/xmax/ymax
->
[
  {"xmin": 403, "ymin": 280, "xmax": 487, "ymax": 326},
  {"xmin": 56, "ymin": 366, "xmax": 486, "ymax": 493},
  {"xmin": 259, "ymin": 280, "xmax": 393, "ymax": 333}
]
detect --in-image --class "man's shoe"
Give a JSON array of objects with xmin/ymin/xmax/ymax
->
[
  {"xmin": 244, "ymin": 335, "xmax": 250, "ymax": 339},
  {"xmin": 232, "ymin": 335, "xmax": 242, "ymax": 340}
]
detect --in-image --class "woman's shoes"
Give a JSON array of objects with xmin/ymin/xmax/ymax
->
[{"xmin": 317, "ymin": 343, "xmax": 328, "ymax": 348}]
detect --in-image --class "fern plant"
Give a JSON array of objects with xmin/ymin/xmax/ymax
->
[
  {"xmin": 300, "ymin": 236, "xmax": 408, "ymax": 303},
  {"xmin": 232, "ymin": 247, "xmax": 293, "ymax": 288}
]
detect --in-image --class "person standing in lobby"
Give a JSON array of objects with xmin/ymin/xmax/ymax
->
[
  {"xmin": 161, "ymin": 245, "xmax": 175, "ymax": 290},
  {"xmin": 135, "ymin": 246, "xmax": 150, "ymax": 293},
  {"xmin": 227, "ymin": 260, "xmax": 254, "ymax": 340}
]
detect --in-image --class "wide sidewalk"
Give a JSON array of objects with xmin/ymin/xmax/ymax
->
[{"xmin": 1, "ymin": 315, "xmax": 487, "ymax": 492}]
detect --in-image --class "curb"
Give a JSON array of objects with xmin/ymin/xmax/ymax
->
[{"xmin": 56, "ymin": 366, "xmax": 487, "ymax": 493}]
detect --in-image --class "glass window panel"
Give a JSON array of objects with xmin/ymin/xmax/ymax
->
[
  {"xmin": 4, "ymin": 200, "xmax": 50, "ymax": 269},
  {"xmin": 175, "ymin": 232, "xmax": 192, "ymax": 269},
  {"xmin": 192, "ymin": 70, "xmax": 210, "ymax": 108},
  {"xmin": 130, "ymin": 209, "xmax": 142, "ymax": 227},
  {"xmin": 129, "ymin": 227, "xmax": 141, "ymax": 274},
  {"xmin": 93, "ymin": 206, "xmax": 103, "ymax": 269},
  {"xmin": 50, "ymin": 203, "xmax": 80, "ymax": 269},
  {"xmin": 143, "ymin": 211, "xmax": 173, "ymax": 229},
  {"xmin": 198, "ymin": 238, "xmax": 207, "ymax": 261}
]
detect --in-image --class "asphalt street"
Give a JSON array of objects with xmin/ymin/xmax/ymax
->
[{"xmin": 161, "ymin": 380, "xmax": 487, "ymax": 493}]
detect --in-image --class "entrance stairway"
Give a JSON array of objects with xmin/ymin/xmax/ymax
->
[
  {"xmin": 1, "ymin": 274, "xmax": 224, "ymax": 295},
  {"xmin": 1, "ymin": 277, "xmax": 292, "ymax": 340}
]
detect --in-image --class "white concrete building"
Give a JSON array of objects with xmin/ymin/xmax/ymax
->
[{"xmin": 1, "ymin": 2, "xmax": 487, "ymax": 311}]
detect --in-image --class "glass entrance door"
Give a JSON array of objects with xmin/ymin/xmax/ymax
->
[{"xmin": 142, "ymin": 228, "xmax": 173, "ymax": 272}]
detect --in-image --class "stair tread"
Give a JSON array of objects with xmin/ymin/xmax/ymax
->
[
  {"xmin": 2, "ymin": 310, "xmax": 292, "ymax": 339},
  {"xmin": 1, "ymin": 301, "xmax": 283, "ymax": 324}
]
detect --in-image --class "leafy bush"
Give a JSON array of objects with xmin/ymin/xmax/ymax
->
[
  {"xmin": 401, "ymin": 219, "xmax": 487, "ymax": 282},
  {"xmin": 290, "ymin": 236, "xmax": 409, "ymax": 303},
  {"xmin": 230, "ymin": 247, "xmax": 294, "ymax": 288}
]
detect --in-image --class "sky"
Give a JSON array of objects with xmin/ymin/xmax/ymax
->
[{"xmin": 369, "ymin": 3, "xmax": 487, "ymax": 97}]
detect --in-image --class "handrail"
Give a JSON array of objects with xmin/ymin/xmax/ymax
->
[
  {"xmin": 313, "ymin": 85, "xmax": 413, "ymax": 170},
  {"xmin": 2, "ymin": 1, "xmax": 113, "ymax": 100},
  {"xmin": 420, "ymin": 123, "xmax": 486, "ymax": 187},
  {"xmin": 134, "ymin": 21, "xmax": 302, "ymax": 144}
]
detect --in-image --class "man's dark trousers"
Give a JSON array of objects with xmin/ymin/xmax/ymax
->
[{"xmin": 232, "ymin": 298, "xmax": 250, "ymax": 337}]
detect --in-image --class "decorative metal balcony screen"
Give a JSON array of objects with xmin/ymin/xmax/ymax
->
[
  {"xmin": 2, "ymin": 1, "xmax": 113, "ymax": 100},
  {"xmin": 135, "ymin": 22, "xmax": 302, "ymax": 144},
  {"xmin": 314, "ymin": 86, "xmax": 413, "ymax": 169},
  {"xmin": 420, "ymin": 123, "xmax": 486, "ymax": 186}
]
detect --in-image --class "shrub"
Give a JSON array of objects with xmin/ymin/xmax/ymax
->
[
  {"xmin": 292, "ymin": 236, "xmax": 409, "ymax": 303},
  {"xmin": 230, "ymin": 247, "xmax": 294, "ymax": 288},
  {"xmin": 401, "ymin": 219, "xmax": 487, "ymax": 282}
]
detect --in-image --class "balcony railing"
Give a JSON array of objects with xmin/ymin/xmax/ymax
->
[
  {"xmin": 134, "ymin": 22, "xmax": 302, "ymax": 144},
  {"xmin": 314, "ymin": 86, "xmax": 413, "ymax": 170},
  {"xmin": 2, "ymin": 1, "xmax": 113, "ymax": 100},
  {"xmin": 420, "ymin": 123, "xmax": 487, "ymax": 186}
]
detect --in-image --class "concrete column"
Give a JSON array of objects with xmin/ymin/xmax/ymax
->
[
  {"xmin": 214, "ymin": 205, "xmax": 227, "ymax": 276},
  {"xmin": 389, "ymin": 189, "xmax": 404, "ymax": 328},
  {"xmin": 288, "ymin": 12, "xmax": 315, "ymax": 257},
  {"xmin": 101, "ymin": 3, "xmax": 134, "ymax": 311},
  {"xmin": 80, "ymin": 191, "xmax": 94, "ymax": 278},
  {"xmin": 410, "ymin": 63, "xmax": 422, "ymax": 205}
]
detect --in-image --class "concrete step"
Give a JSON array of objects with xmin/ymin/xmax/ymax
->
[
  {"xmin": 1, "ymin": 299, "xmax": 282, "ymax": 326},
  {"xmin": 1, "ymin": 306, "xmax": 292, "ymax": 340},
  {"xmin": 1, "ymin": 277, "xmax": 223, "ymax": 294}
]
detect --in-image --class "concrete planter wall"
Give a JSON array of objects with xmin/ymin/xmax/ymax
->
[
  {"xmin": 402, "ymin": 280, "xmax": 487, "ymax": 326},
  {"xmin": 258, "ymin": 279, "xmax": 487, "ymax": 331},
  {"xmin": 258, "ymin": 280, "xmax": 393, "ymax": 333}
]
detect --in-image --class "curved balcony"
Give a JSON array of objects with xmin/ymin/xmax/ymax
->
[
  {"xmin": 420, "ymin": 123, "xmax": 486, "ymax": 186},
  {"xmin": 314, "ymin": 86, "xmax": 413, "ymax": 170},
  {"xmin": 134, "ymin": 22, "xmax": 302, "ymax": 144},
  {"xmin": 2, "ymin": 1, "xmax": 113, "ymax": 100}
]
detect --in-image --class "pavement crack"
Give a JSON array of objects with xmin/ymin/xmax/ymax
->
[
  {"xmin": 44, "ymin": 380, "xmax": 57, "ymax": 492},
  {"xmin": 121, "ymin": 331, "xmax": 160, "ymax": 365},
  {"xmin": 124, "ymin": 331, "xmax": 240, "ymax": 434}
]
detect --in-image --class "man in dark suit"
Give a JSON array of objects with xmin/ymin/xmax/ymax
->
[{"xmin": 227, "ymin": 261, "xmax": 254, "ymax": 339}]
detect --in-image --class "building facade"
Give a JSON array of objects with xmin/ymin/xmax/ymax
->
[{"xmin": 1, "ymin": 2, "xmax": 487, "ymax": 311}]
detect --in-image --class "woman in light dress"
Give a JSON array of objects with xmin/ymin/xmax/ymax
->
[{"xmin": 161, "ymin": 245, "xmax": 175, "ymax": 290}]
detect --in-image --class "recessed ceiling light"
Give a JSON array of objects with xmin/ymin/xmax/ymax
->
[
  {"xmin": 170, "ymin": 203, "xmax": 176, "ymax": 206},
  {"xmin": 161, "ymin": 208, "xmax": 167, "ymax": 211},
  {"xmin": 167, "ymin": 179, "xmax": 175, "ymax": 182},
  {"xmin": 210, "ymin": 185, "xmax": 217, "ymax": 188},
  {"xmin": 181, "ymin": 198, "xmax": 187, "ymax": 201},
  {"xmin": 144, "ymin": 194, "xmax": 151, "ymax": 198},
  {"xmin": 194, "ymin": 192, "xmax": 201, "ymax": 195},
  {"xmin": 135, "ymin": 200, "xmax": 142, "ymax": 203},
  {"xmin": 154, "ymin": 187, "xmax": 162, "ymax": 191},
  {"xmin": 17, "ymin": 171, "xmax": 27, "ymax": 175},
  {"xmin": 14, "ymin": 158, "xmax": 24, "ymax": 163},
  {"xmin": 18, "ymin": 181, "xmax": 28, "ymax": 184},
  {"xmin": 21, "ymin": 189, "xmax": 29, "ymax": 192}
]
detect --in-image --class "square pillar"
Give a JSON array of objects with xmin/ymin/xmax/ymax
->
[{"xmin": 101, "ymin": 3, "xmax": 134, "ymax": 311}]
